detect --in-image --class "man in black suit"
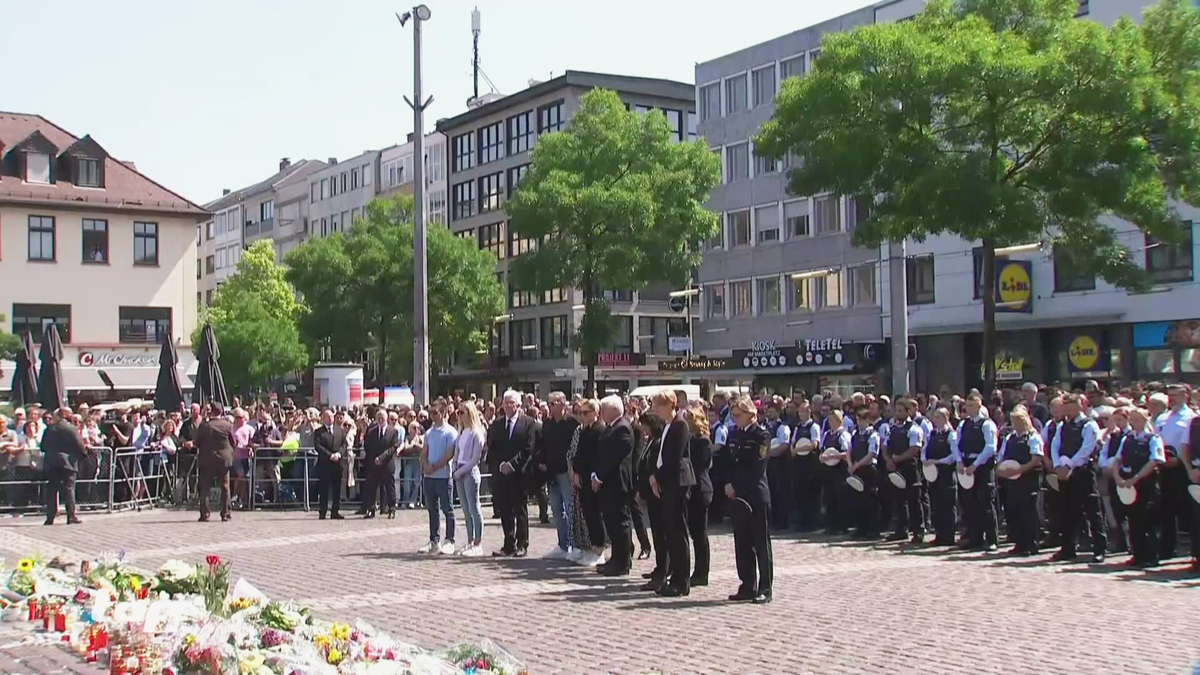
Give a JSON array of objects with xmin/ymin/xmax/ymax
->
[
  {"xmin": 196, "ymin": 402, "xmax": 235, "ymax": 522},
  {"xmin": 314, "ymin": 408, "xmax": 349, "ymax": 520},
  {"xmin": 42, "ymin": 407, "xmax": 85, "ymax": 525},
  {"xmin": 593, "ymin": 396, "xmax": 635, "ymax": 576},
  {"xmin": 486, "ymin": 390, "xmax": 536, "ymax": 556},
  {"xmin": 362, "ymin": 409, "xmax": 401, "ymax": 518}
]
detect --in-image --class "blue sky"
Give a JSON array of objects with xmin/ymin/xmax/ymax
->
[{"xmin": 4, "ymin": 0, "xmax": 875, "ymax": 204}]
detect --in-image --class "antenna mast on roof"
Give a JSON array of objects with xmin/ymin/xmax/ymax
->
[{"xmin": 472, "ymin": 7, "xmax": 481, "ymax": 101}]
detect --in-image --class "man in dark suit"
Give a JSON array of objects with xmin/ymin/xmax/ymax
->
[
  {"xmin": 486, "ymin": 390, "xmax": 536, "ymax": 556},
  {"xmin": 195, "ymin": 402, "xmax": 235, "ymax": 522},
  {"xmin": 650, "ymin": 392, "xmax": 693, "ymax": 596},
  {"xmin": 362, "ymin": 408, "xmax": 401, "ymax": 518},
  {"xmin": 42, "ymin": 407, "xmax": 85, "ymax": 525},
  {"xmin": 593, "ymin": 396, "xmax": 635, "ymax": 576},
  {"xmin": 314, "ymin": 408, "xmax": 348, "ymax": 520}
]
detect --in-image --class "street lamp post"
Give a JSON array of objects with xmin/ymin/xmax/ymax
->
[{"xmin": 398, "ymin": 5, "xmax": 433, "ymax": 405}]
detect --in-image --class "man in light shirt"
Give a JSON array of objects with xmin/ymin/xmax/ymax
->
[
  {"xmin": 1156, "ymin": 384, "xmax": 1195, "ymax": 563},
  {"xmin": 419, "ymin": 402, "xmax": 458, "ymax": 555},
  {"xmin": 1049, "ymin": 394, "xmax": 1107, "ymax": 562},
  {"xmin": 956, "ymin": 394, "xmax": 998, "ymax": 552}
]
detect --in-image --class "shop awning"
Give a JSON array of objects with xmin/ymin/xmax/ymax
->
[{"xmin": 62, "ymin": 365, "xmax": 192, "ymax": 392}]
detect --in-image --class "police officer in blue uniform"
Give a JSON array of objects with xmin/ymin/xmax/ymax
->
[
  {"xmin": 791, "ymin": 400, "xmax": 822, "ymax": 532},
  {"xmin": 847, "ymin": 404, "xmax": 881, "ymax": 540},
  {"xmin": 883, "ymin": 398, "xmax": 925, "ymax": 543},
  {"xmin": 820, "ymin": 409, "xmax": 853, "ymax": 536},
  {"xmin": 922, "ymin": 406, "xmax": 960, "ymax": 546},
  {"xmin": 725, "ymin": 398, "xmax": 774, "ymax": 604},
  {"xmin": 996, "ymin": 406, "xmax": 1044, "ymax": 556},
  {"xmin": 763, "ymin": 401, "xmax": 792, "ymax": 531},
  {"xmin": 956, "ymin": 394, "xmax": 999, "ymax": 551},
  {"xmin": 1098, "ymin": 408, "xmax": 1132, "ymax": 555},
  {"xmin": 1050, "ymin": 394, "xmax": 1107, "ymax": 562},
  {"xmin": 1114, "ymin": 407, "xmax": 1166, "ymax": 567}
]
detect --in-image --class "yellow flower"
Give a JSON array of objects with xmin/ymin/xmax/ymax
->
[
  {"xmin": 128, "ymin": 577, "xmax": 141, "ymax": 592},
  {"xmin": 314, "ymin": 635, "xmax": 330, "ymax": 648},
  {"xmin": 331, "ymin": 623, "xmax": 350, "ymax": 641},
  {"xmin": 16, "ymin": 559, "xmax": 33, "ymax": 573},
  {"xmin": 327, "ymin": 647, "xmax": 343, "ymax": 665},
  {"xmin": 184, "ymin": 634, "xmax": 196, "ymax": 648}
]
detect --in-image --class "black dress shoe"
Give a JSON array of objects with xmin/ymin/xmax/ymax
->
[
  {"xmin": 656, "ymin": 585, "xmax": 689, "ymax": 597},
  {"xmin": 1091, "ymin": 553, "xmax": 1106, "ymax": 563},
  {"xmin": 985, "ymin": 544, "xmax": 999, "ymax": 553},
  {"xmin": 642, "ymin": 570, "xmax": 661, "ymax": 580},
  {"xmin": 728, "ymin": 590, "xmax": 756, "ymax": 602},
  {"xmin": 910, "ymin": 533, "xmax": 925, "ymax": 545},
  {"xmin": 637, "ymin": 548, "xmax": 652, "ymax": 560},
  {"xmin": 331, "ymin": 514, "xmax": 345, "ymax": 520},
  {"xmin": 492, "ymin": 549, "xmax": 514, "ymax": 558},
  {"xmin": 639, "ymin": 580, "xmax": 663, "ymax": 592},
  {"xmin": 597, "ymin": 566, "xmax": 629, "ymax": 577},
  {"xmin": 1051, "ymin": 550, "xmax": 1077, "ymax": 562},
  {"xmin": 198, "ymin": 515, "xmax": 210, "ymax": 522},
  {"xmin": 752, "ymin": 591, "xmax": 773, "ymax": 604},
  {"xmin": 690, "ymin": 575, "xmax": 709, "ymax": 587},
  {"xmin": 43, "ymin": 520, "xmax": 54, "ymax": 526},
  {"xmin": 318, "ymin": 514, "xmax": 327, "ymax": 520},
  {"xmin": 67, "ymin": 517, "xmax": 82, "ymax": 525},
  {"xmin": 513, "ymin": 548, "xmax": 528, "ymax": 558},
  {"xmin": 886, "ymin": 532, "xmax": 908, "ymax": 542}
]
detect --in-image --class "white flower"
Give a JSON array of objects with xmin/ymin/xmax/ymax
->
[{"xmin": 158, "ymin": 559, "xmax": 196, "ymax": 582}]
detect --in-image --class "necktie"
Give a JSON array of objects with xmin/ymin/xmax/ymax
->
[{"xmin": 508, "ymin": 418, "xmax": 515, "ymax": 440}]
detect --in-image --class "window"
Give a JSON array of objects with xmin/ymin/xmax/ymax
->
[
  {"xmin": 705, "ymin": 224, "xmax": 723, "ymax": 251},
  {"xmin": 906, "ymin": 254, "xmax": 935, "ymax": 305},
  {"xmin": 603, "ymin": 316, "xmax": 635, "ymax": 354},
  {"xmin": 320, "ymin": 178, "xmax": 329, "ymax": 199},
  {"xmin": 205, "ymin": 255, "xmax": 215, "ymax": 274},
  {"xmin": 847, "ymin": 195, "xmax": 871, "ymax": 230},
  {"xmin": 542, "ymin": 288, "xmax": 568, "ymax": 304},
  {"xmin": 754, "ymin": 204, "xmax": 780, "ymax": 243},
  {"xmin": 687, "ymin": 111, "xmax": 697, "ymax": 140},
  {"xmin": 725, "ymin": 74, "xmax": 748, "ymax": 114},
  {"xmin": 78, "ymin": 158, "xmax": 101, "ymax": 187},
  {"xmin": 538, "ymin": 100, "xmax": 564, "ymax": 133},
  {"xmin": 26, "ymin": 153, "xmax": 50, "ymax": 183},
  {"xmin": 205, "ymin": 290, "xmax": 213, "ymax": 306},
  {"xmin": 1053, "ymin": 246, "xmax": 1096, "ymax": 292},
  {"xmin": 329, "ymin": 175, "xmax": 337, "ymax": 196},
  {"xmin": 452, "ymin": 132, "xmax": 475, "ymax": 172},
  {"xmin": 849, "ymin": 264, "xmax": 877, "ymax": 306},
  {"xmin": 809, "ymin": 48, "xmax": 822, "ymax": 64},
  {"xmin": 478, "ymin": 222, "xmax": 506, "ymax": 260},
  {"xmin": 752, "ymin": 66, "xmax": 776, "ymax": 107},
  {"xmin": 780, "ymin": 54, "xmax": 805, "ymax": 81},
  {"xmin": 119, "ymin": 306, "xmax": 171, "ymax": 344},
  {"xmin": 635, "ymin": 104, "xmax": 653, "ymax": 117},
  {"xmin": 784, "ymin": 200, "xmax": 810, "ymax": 238},
  {"xmin": 971, "ymin": 247, "xmax": 1012, "ymax": 299},
  {"xmin": 81, "ymin": 219, "xmax": 108, "ymax": 263},
  {"xmin": 507, "ymin": 164, "xmax": 529, "ymax": 199},
  {"xmin": 311, "ymin": 183, "xmax": 318, "ymax": 204},
  {"xmin": 429, "ymin": 188, "xmax": 447, "ymax": 224},
  {"xmin": 508, "ymin": 111, "xmax": 534, "ymax": 155},
  {"xmin": 351, "ymin": 168, "xmax": 359, "ymax": 189},
  {"xmin": 478, "ymin": 121, "xmax": 504, "ymax": 164},
  {"xmin": 816, "ymin": 269, "xmax": 844, "ymax": 308},
  {"xmin": 510, "ymin": 319, "xmax": 538, "ymax": 360},
  {"xmin": 814, "ymin": 195, "xmax": 840, "ymax": 234},
  {"xmin": 478, "ymin": 172, "xmax": 502, "ymax": 213},
  {"xmin": 639, "ymin": 316, "xmax": 689, "ymax": 356},
  {"xmin": 728, "ymin": 210, "xmax": 751, "ymax": 247},
  {"xmin": 1146, "ymin": 222, "xmax": 1194, "ymax": 283},
  {"xmin": 757, "ymin": 277, "xmax": 781, "ymax": 315},
  {"xmin": 700, "ymin": 83, "xmax": 721, "ymax": 122},
  {"xmin": 12, "ymin": 304, "xmax": 70, "ymax": 343},
  {"xmin": 725, "ymin": 143, "xmax": 749, "ymax": 182},
  {"xmin": 731, "ymin": 280, "xmax": 753, "ymax": 317},
  {"xmin": 452, "ymin": 180, "xmax": 476, "ymax": 220},
  {"xmin": 665, "ymin": 109, "xmax": 684, "ymax": 142},
  {"xmin": 454, "ymin": 228, "xmax": 473, "ymax": 240},
  {"xmin": 540, "ymin": 316, "xmax": 569, "ymax": 358},
  {"xmin": 705, "ymin": 283, "xmax": 726, "ymax": 319},
  {"xmin": 196, "ymin": 225, "xmax": 201, "ymax": 246},
  {"xmin": 599, "ymin": 287, "xmax": 633, "ymax": 302},
  {"xmin": 754, "ymin": 148, "xmax": 777, "ymax": 175},
  {"xmin": 27, "ymin": 215, "xmax": 55, "ymax": 261},
  {"xmin": 133, "ymin": 222, "xmax": 158, "ymax": 265},
  {"xmin": 260, "ymin": 200, "xmax": 274, "ymax": 222},
  {"xmin": 427, "ymin": 148, "xmax": 444, "ymax": 182},
  {"xmin": 508, "ymin": 224, "xmax": 538, "ymax": 258},
  {"xmin": 363, "ymin": 164, "xmax": 372, "ymax": 185},
  {"xmin": 340, "ymin": 172, "xmax": 348, "ymax": 193},
  {"xmin": 509, "ymin": 282, "xmax": 536, "ymax": 309},
  {"xmin": 789, "ymin": 276, "xmax": 812, "ymax": 312},
  {"xmin": 1076, "ymin": 0, "xmax": 1090, "ymax": 16}
]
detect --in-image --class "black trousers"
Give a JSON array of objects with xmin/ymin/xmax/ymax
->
[
  {"xmin": 1042, "ymin": 464, "xmax": 1063, "ymax": 543},
  {"xmin": 600, "ymin": 487, "xmax": 633, "ymax": 571},
  {"xmin": 661, "ymin": 486, "xmax": 691, "ymax": 590},
  {"xmin": 579, "ymin": 483, "xmax": 606, "ymax": 550},
  {"xmin": 645, "ymin": 492, "xmax": 669, "ymax": 581},
  {"xmin": 493, "ymin": 471, "xmax": 529, "ymax": 552},
  {"xmin": 1106, "ymin": 480, "xmax": 1130, "ymax": 553},
  {"xmin": 928, "ymin": 465, "xmax": 957, "ymax": 542},
  {"xmin": 1159, "ymin": 464, "xmax": 1191, "ymax": 559},
  {"xmin": 852, "ymin": 465, "xmax": 878, "ymax": 536},
  {"xmin": 362, "ymin": 463, "xmax": 395, "ymax": 513},
  {"xmin": 962, "ymin": 463, "xmax": 998, "ymax": 546},
  {"xmin": 317, "ymin": 463, "xmax": 343, "ymax": 517},
  {"xmin": 1005, "ymin": 472, "xmax": 1040, "ymax": 552},
  {"xmin": 1126, "ymin": 475, "xmax": 1161, "ymax": 564},
  {"xmin": 733, "ymin": 497, "xmax": 773, "ymax": 595},
  {"xmin": 793, "ymin": 454, "xmax": 822, "ymax": 530},
  {"xmin": 1060, "ymin": 465, "xmax": 1106, "ymax": 556},
  {"xmin": 44, "ymin": 467, "xmax": 77, "ymax": 522},
  {"xmin": 629, "ymin": 493, "xmax": 651, "ymax": 551},
  {"xmin": 688, "ymin": 489, "xmax": 713, "ymax": 580},
  {"xmin": 198, "ymin": 465, "xmax": 231, "ymax": 519},
  {"xmin": 823, "ymin": 463, "xmax": 849, "ymax": 534},
  {"xmin": 877, "ymin": 470, "xmax": 894, "ymax": 536},
  {"xmin": 892, "ymin": 461, "xmax": 925, "ymax": 537},
  {"xmin": 766, "ymin": 454, "xmax": 792, "ymax": 529}
]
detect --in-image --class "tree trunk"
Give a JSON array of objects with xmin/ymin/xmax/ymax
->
[
  {"xmin": 981, "ymin": 239, "xmax": 997, "ymax": 396},
  {"xmin": 378, "ymin": 317, "xmax": 389, "ymax": 387},
  {"xmin": 582, "ymin": 283, "xmax": 595, "ymax": 398}
]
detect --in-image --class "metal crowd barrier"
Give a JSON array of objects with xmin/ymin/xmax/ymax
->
[{"xmin": 0, "ymin": 446, "xmax": 175, "ymax": 516}]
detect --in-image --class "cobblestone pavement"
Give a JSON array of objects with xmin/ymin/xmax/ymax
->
[{"xmin": 0, "ymin": 508, "xmax": 1197, "ymax": 674}]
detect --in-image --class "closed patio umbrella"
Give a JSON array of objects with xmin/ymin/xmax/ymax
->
[
  {"xmin": 37, "ymin": 324, "xmax": 66, "ymax": 412},
  {"xmin": 194, "ymin": 323, "xmax": 229, "ymax": 407},
  {"xmin": 9, "ymin": 331, "xmax": 38, "ymax": 407},
  {"xmin": 153, "ymin": 331, "xmax": 184, "ymax": 413}
]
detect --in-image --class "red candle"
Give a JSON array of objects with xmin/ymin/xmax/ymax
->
[
  {"xmin": 28, "ymin": 598, "xmax": 37, "ymax": 621},
  {"xmin": 54, "ymin": 610, "xmax": 66, "ymax": 633},
  {"xmin": 42, "ymin": 607, "xmax": 53, "ymax": 631}
]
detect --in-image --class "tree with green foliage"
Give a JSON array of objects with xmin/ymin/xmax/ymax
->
[
  {"xmin": 286, "ymin": 194, "xmax": 504, "ymax": 385},
  {"xmin": 756, "ymin": 0, "xmax": 1200, "ymax": 390},
  {"xmin": 193, "ymin": 240, "xmax": 308, "ymax": 394},
  {"xmin": 507, "ymin": 88, "xmax": 722, "ymax": 395},
  {"xmin": 0, "ymin": 330, "xmax": 20, "ymax": 361}
]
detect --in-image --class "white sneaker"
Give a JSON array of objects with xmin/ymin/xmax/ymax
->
[
  {"xmin": 439, "ymin": 542, "xmax": 457, "ymax": 555},
  {"xmin": 456, "ymin": 544, "xmax": 473, "ymax": 556},
  {"xmin": 566, "ymin": 548, "xmax": 583, "ymax": 563},
  {"xmin": 466, "ymin": 545, "xmax": 484, "ymax": 557},
  {"xmin": 417, "ymin": 541, "xmax": 437, "ymax": 554},
  {"xmin": 579, "ymin": 551, "xmax": 604, "ymax": 567},
  {"xmin": 542, "ymin": 547, "xmax": 568, "ymax": 560}
]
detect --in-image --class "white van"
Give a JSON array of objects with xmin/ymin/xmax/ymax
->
[{"xmin": 629, "ymin": 384, "xmax": 701, "ymax": 403}]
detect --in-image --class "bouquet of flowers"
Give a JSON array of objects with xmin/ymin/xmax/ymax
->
[
  {"xmin": 442, "ymin": 640, "xmax": 528, "ymax": 675},
  {"xmin": 257, "ymin": 601, "xmax": 311, "ymax": 632},
  {"xmin": 154, "ymin": 559, "xmax": 201, "ymax": 597}
]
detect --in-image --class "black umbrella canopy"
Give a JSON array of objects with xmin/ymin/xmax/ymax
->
[
  {"xmin": 37, "ymin": 324, "xmax": 65, "ymax": 413},
  {"xmin": 9, "ymin": 332, "xmax": 38, "ymax": 407},
  {"xmin": 194, "ymin": 323, "xmax": 229, "ymax": 407},
  {"xmin": 153, "ymin": 331, "xmax": 185, "ymax": 413}
]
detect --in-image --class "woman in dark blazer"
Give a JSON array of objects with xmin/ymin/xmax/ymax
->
[
  {"xmin": 683, "ymin": 406, "xmax": 713, "ymax": 586},
  {"xmin": 650, "ymin": 390, "xmax": 692, "ymax": 597},
  {"xmin": 636, "ymin": 412, "xmax": 666, "ymax": 590}
]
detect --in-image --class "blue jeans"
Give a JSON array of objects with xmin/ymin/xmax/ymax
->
[
  {"xmin": 456, "ymin": 467, "xmax": 483, "ymax": 543},
  {"xmin": 547, "ymin": 471, "xmax": 573, "ymax": 551},
  {"xmin": 400, "ymin": 457, "xmax": 422, "ymax": 506},
  {"xmin": 424, "ymin": 477, "xmax": 454, "ymax": 544}
]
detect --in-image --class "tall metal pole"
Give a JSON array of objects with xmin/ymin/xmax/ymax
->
[
  {"xmin": 404, "ymin": 6, "xmax": 433, "ymax": 406},
  {"xmin": 889, "ymin": 240, "xmax": 910, "ymax": 395}
]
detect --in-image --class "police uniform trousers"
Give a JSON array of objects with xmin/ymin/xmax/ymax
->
[
  {"xmin": 733, "ymin": 495, "xmax": 773, "ymax": 595},
  {"xmin": 877, "ymin": 470, "xmax": 894, "ymax": 537},
  {"xmin": 1125, "ymin": 473, "xmax": 1161, "ymax": 565},
  {"xmin": 928, "ymin": 465, "xmax": 958, "ymax": 543},
  {"xmin": 645, "ymin": 491, "xmax": 669, "ymax": 583},
  {"xmin": 792, "ymin": 452, "xmax": 822, "ymax": 531},
  {"xmin": 1158, "ymin": 463, "xmax": 1192, "ymax": 559},
  {"xmin": 962, "ymin": 462, "xmax": 998, "ymax": 547},
  {"xmin": 766, "ymin": 454, "xmax": 793, "ymax": 529},
  {"xmin": 1059, "ymin": 464, "xmax": 1106, "ymax": 557},
  {"xmin": 1004, "ymin": 469, "xmax": 1040, "ymax": 553},
  {"xmin": 823, "ymin": 462, "xmax": 850, "ymax": 535},
  {"xmin": 851, "ymin": 464, "xmax": 879, "ymax": 537},
  {"xmin": 1041, "ymin": 460, "xmax": 1064, "ymax": 546},
  {"xmin": 1104, "ymin": 477, "xmax": 1130, "ymax": 554},
  {"xmin": 891, "ymin": 460, "xmax": 925, "ymax": 538}
]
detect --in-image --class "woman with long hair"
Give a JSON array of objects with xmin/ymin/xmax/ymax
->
[
  {"xmin": 649, "ymin": 390, "xmax": 692, "ymax": 597},
  {"xmin": 567, "ymin": 399, "xmax": 605, "ymax": 563},
  {"xmin": 453, "ymin": 401, "xmax": 487, "ymax": 555},
  {"xmin": 683, "ymin": 406, "xmax": 713, "ymax": 586},
  {"xmin": 636, "ymin": 411, "xmax": 668, "ymax": 591}
]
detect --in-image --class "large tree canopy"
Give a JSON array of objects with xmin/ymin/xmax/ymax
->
[
  {"xmin": 507, "ymin": 88, "xmax": 721, "ymax": 393},
  {"xmin": 755, "ymin": 0, "xmax": 1200, "ymax": 389},
  {"xmin": 193, "ymin": 240, "xmax": 308, "ymax": 394},
  {"xmin": 286, "ymin": 194, "xmax": 504, "ymax": 385}
]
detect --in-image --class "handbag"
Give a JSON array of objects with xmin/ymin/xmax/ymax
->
[{"xmin": 677, "ymin": 436, "xmax": 697, "ymax": 488}]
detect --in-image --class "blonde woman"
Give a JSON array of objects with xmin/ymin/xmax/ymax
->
[
  {"xmin": 453, "ymin": 401, "xmax": 487, "ymax": 555},
  {"xmin": 820, "ymin": 409, "xmax": 852, "ymax": 536},
  {"xmin": 995, "ymin": 407, "xmax": 1043, "ymax": 556}
]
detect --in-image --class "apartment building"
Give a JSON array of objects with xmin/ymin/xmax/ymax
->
[
  {"xmin": 379, "ymin": 132, "xmax": 448, "ymax": 225},
  {"xmin": 0, "ymin": 111, "xmax": 208, "ymax": 399},
  {"xmin": 435, "ymin": 71, "xmax": 698, "ymax": 398},
  {"xmin": 306, "ymin": 152, "xmax": 380, "ymax": 238}
]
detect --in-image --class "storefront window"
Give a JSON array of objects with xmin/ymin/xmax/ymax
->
[
  {"xmin": 1180, "ymin": 348, "xmax": 1200, "ymax": 372},
  {"xmin": 1136, "ymin": 348, "xmax": 1175, "ymax": 376}
]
